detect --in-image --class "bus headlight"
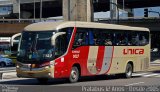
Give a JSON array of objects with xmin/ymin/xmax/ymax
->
[
  {"xmin": 16, "ymin": 62, "xmax": 23, "ymax": 69},
  {"xmin": 50, "ymin": 60, "xmax": 55, "ymax": 66},
  {"xmin": 45, "ymin": 66, "xmax": 50, "ymax": 69},
  {"xmin": 16, "ymin": 65, "xmax": 20, "ymax": 69}
]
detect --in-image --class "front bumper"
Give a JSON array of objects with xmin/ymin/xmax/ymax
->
[{"xmin": 16, "ymin": 66, "xmax": 54, "ymax": 78}]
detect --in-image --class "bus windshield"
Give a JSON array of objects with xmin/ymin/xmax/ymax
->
[{"xmin": 17, "ymin": 31, "xmax": 55, "ymax": 64}]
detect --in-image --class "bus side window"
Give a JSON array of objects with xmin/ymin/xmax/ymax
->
[
  {"xmin": 55, "ymin": 34, "xmax": 67, "ymax": 57},
  {"xmin": 73, "ymin": 29, "xmax": 88, "ymax": 48},
  {"xmin": 67, "ymin": 28, "xmax": 73, "ymax": 45},
  {"xmin": 89, "ymin": 30, "xmax": 95, "ymax": 45},
  {"xmin": 104, "ymin": 32, "xmax": 113, "ymax": 46},
  {"xmin": 144, "ymin": 32, "xmax": 149, "ymax": 45},
  {"xmin": 116, "ymin": 33, "xmax": 127, "ymax": 46},
  {"xmin": 128, "ymin": 33, "xmax": 133, "ymax": 46},
  {"xmin": 75, "ymin": 33, "xmax": 85, "ymax": 45},
  {"xmin": 93, "ymin": 31, "xmax": 101, "ymax": 45},
  {"xmin": 131, "ymin": 32, "xmax": 139, "ymax": 46},
  {"xmin": 139, "ymin": 32, "xmax": 149, "ymax": 46}
]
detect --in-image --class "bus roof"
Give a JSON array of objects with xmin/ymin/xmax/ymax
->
[{"xmin": 24, "ymin": 21, "xmax": 149, "ymax": 32}]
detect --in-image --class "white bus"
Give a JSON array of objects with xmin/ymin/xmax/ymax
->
[{"xmin": 13, "ymin": 21, "xmax": 150, "ymax": 83}]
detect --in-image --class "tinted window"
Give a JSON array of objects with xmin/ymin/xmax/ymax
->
[
  {"xmin": 73, "ymin": 29, "xmax": 89, "ymax": 47},
  {"xmin": 72, "ymin": 28, "xmax": 149, "ymax": 48}
]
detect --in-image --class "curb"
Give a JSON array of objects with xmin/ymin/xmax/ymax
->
[
  {"xmin": 1, "ymin": 72, "xmax": 17, "ymax": 80},
  {"xmin": 147, "ymin": 66, "xmax": 160, "ymax": 72}
]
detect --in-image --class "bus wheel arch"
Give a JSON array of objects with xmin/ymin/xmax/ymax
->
[
  {"xmin": 69, "ymin": 63, "xmax": 81, "ymax": 83},
  {"xmin": 127, "ymin": 61, "xmax": 134, "ymax": 72}
]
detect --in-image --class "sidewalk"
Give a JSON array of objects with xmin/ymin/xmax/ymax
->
[
  {"xmin": 148, "ymin": 65, "xmax": 160, "ymax": 72},
  {"xmin": 151, "ymin": 59, "xmax": 160, "ymax": 65},
  {"xmin": 148, "ymin": 59, "xmax": 160, "ymax": 71},
  {"xmin": 1, "ymin": 72, "xmax": 17, "ymax": 80}
]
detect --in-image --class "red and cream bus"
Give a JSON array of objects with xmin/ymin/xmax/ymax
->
[{"xmin": 14, "ymin": 21, "xmax": 150, "ymax": 83}]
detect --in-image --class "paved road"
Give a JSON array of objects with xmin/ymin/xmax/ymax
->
[
  {"xmin": 0, "ymin": 64, "xmax": 160, "ymax": 92},
  {"xmin": 1, "ymin": 71, "xmax": 160, "ymax": 86},
  {"xmin": 0, "ymin": 71, "xmax": 160, "ymax": 92}
]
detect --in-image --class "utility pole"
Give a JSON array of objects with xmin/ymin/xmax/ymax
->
[
  {"xmin": 40, "ymin": 0, "xmax": 43, "ymax": 21},
  {"xmin": 19, "ymin": 0, "xmax": 21, "ymax": 22},
  {"xmin": 123, "ymin": 0, "xmax": 125, "ymax": 17},
  {"xmin": 34, "ymin": 0, "xmax": 36, "ymax": 20}
]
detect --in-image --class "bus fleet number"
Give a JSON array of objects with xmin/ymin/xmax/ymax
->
[{"xmin": 73, "ymin": 54, "xmax": 79, "ymax": 59}]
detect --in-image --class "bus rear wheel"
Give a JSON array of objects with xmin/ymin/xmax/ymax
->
[
  {"xmin": 69, "ymin": 67, "xmax": 79, "ymax": 83},
  {"xmin": 124, "ymin": 63, "xmax": 133, "ymax": 78}
]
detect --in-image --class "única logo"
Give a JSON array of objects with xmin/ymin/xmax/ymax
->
[{"xmin": 123, "ymin": 48, "xmax": 144, "ymax": 55}]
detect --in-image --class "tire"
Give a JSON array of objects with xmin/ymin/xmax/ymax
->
[
  {"xmin": 0, "ymin": 62, "xmax": 6, "ymax": 68},
  {"xmin": 124, "ymin": 63, "xmax": 133, "ymax": 78},
  {"xmin": 69, "ymin": 67, "xmax": 79, "ymax": 83},
  {"xmin": 37, "ymin": 78, "xmax": 48, "ymax": 84}
]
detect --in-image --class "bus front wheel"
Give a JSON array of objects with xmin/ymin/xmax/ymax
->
[{"xmin": 69, "ymin": 66, "xmax": 79, "ymax": 83}]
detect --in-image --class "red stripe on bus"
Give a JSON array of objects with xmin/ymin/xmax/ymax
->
[
  {"xmin": 68, "ymin": 27, "xmax": 77, "ymax": 50},
  {"xmin": 81, "ymin": 46, "xmax": 90, "ymax": 76},
  {"xmin": 96, "ymin": 46, "xmax": 105, "ymax": 73},
  {"xmin": 54, "ymin": 27, "xmax": 77, "ymax": 78}
]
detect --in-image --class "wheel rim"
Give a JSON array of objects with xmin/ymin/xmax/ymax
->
[
  {"xmin": 71, "ymin": 70, "xmax": 78, "ymax": 80},
  {"xmin": 126, "ymin": 66, "xmax": 132, "ymax": 76}
]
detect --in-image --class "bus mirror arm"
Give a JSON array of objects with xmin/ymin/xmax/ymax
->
[
  {"xmin": 11, "ymin": 33, "xmax": 21, "ymax": 46},
  {"xmin": 51, "ymin": 32, "xmax": 66, "ymax": 46}
]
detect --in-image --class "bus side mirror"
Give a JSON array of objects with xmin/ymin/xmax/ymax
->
[
  {"xmin": 11, "ymin": 33, "xmax": 21, "ymax": 46},
  {"xmin": 151, "ymin": 48, "xmax": 158, "ymax": 52},
  {"xmin": 51, "ymin": 32, "xmax": 66, "ymax": 46}
]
